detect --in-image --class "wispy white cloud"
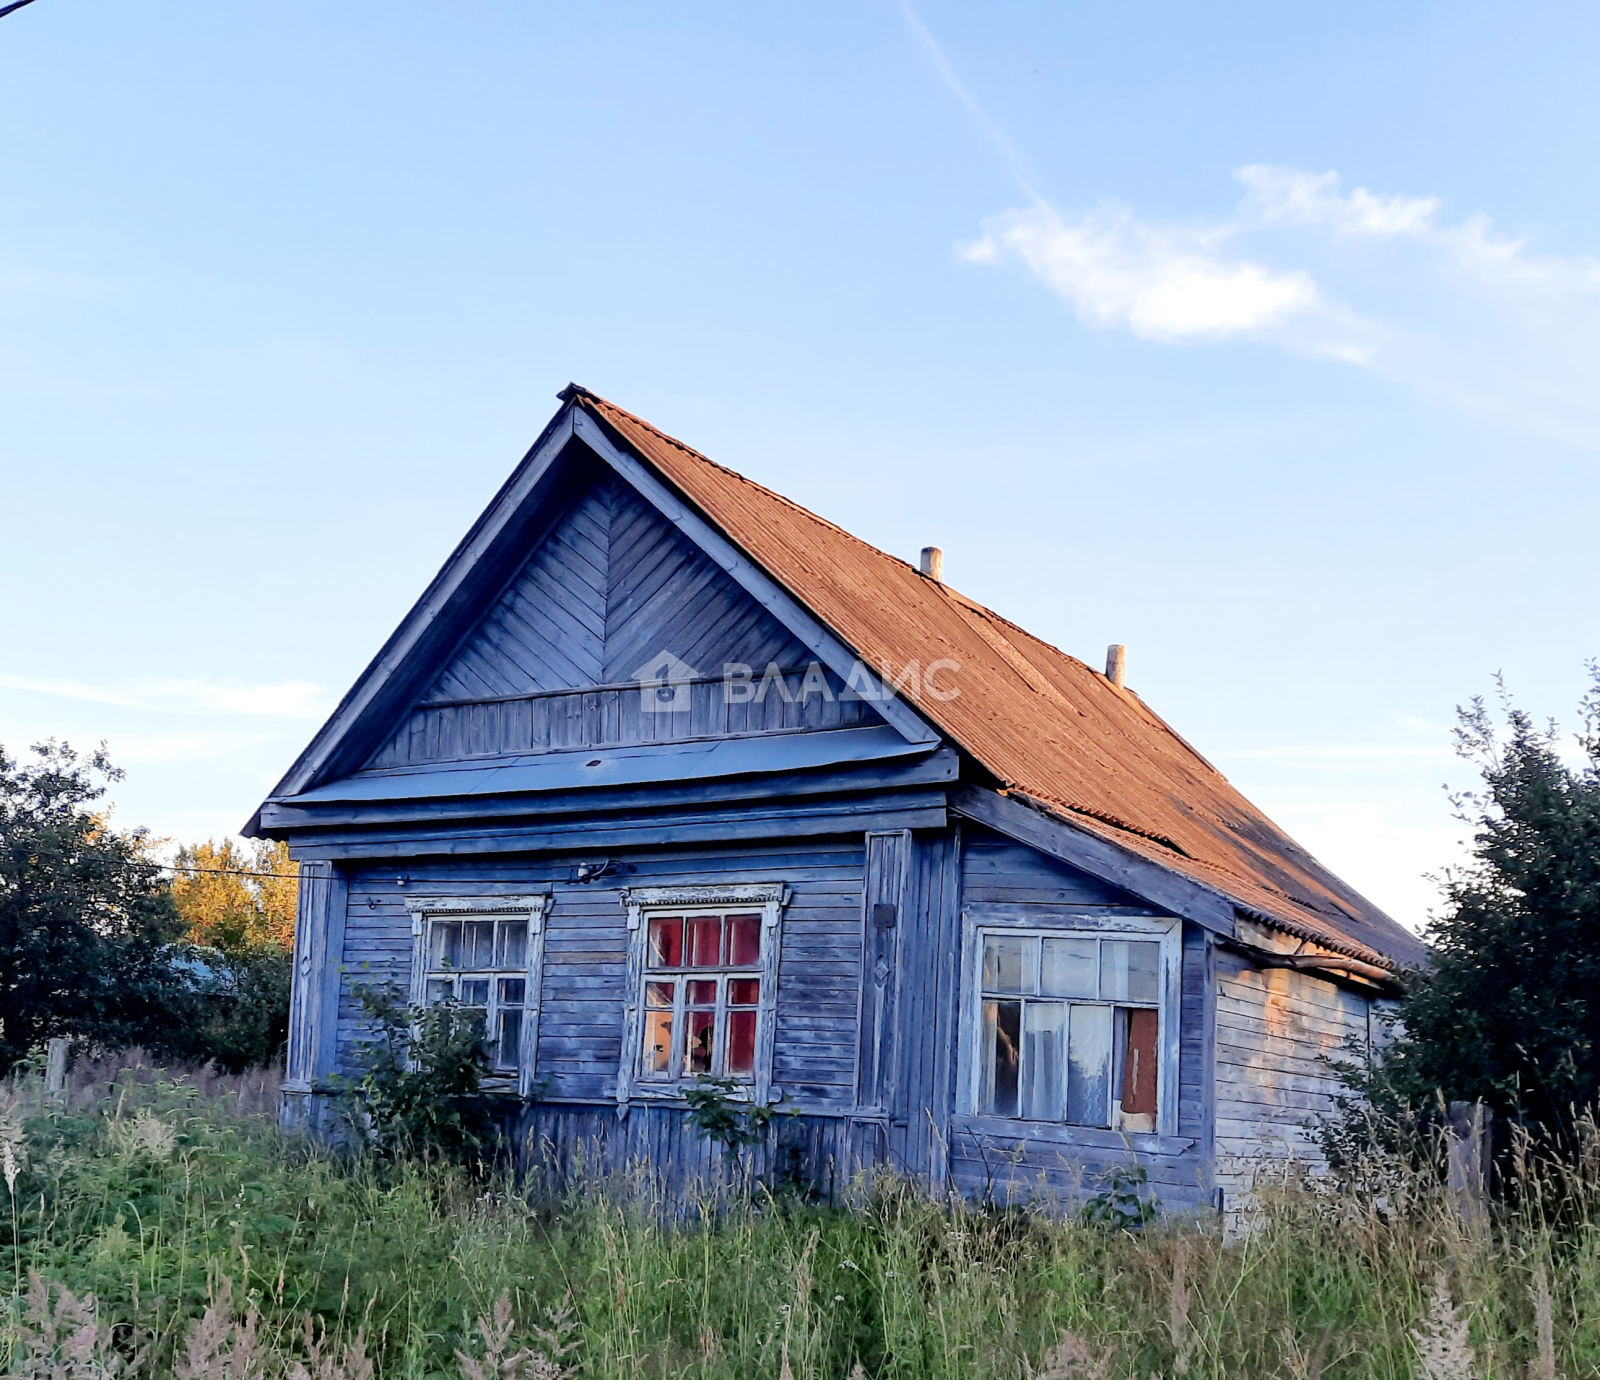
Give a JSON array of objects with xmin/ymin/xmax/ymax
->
[
  {"xmin": 901, "ymin": 5, "xmax": 1600, "ymax": 448},
  {"xmin": 962, "ymin": 204, "xmax": 1376, "ymax": 359},
  {"xmin": 964, "ymin": 165, "xmax": 1600, "ymax": 445},
  {"xmin": 0, "ymin": 673, "xmax": 330, "ymax": 719},
  {"xmin": 1237, "ymin": 165, "xmax": 1440, "ymax": 238}
]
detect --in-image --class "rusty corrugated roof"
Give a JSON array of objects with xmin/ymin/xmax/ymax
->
[{"xmin": 574, "ymin": 388, "xmax": 1427, "ymax": 971}]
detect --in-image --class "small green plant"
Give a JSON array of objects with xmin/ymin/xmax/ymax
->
[
  {"xmin": 682, "ymin": 1077, "xmax": 774, "ymax": 1187},
  {"xmin": 1080, "ymin": 1163, "xmax": 1159, "ymax": 1231},
  {"xmin": 343, "ymin": 986, "xmax": 497, "ymax": 1167}
]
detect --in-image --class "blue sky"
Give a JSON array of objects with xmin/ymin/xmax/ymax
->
[{"xmin": 4, "ymin": 1, "xmax": 1598, "ymax": 929}]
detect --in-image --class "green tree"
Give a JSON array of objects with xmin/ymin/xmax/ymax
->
[
  {"xmin": 0, "ymin": 740, "xmax": 192, "ymax": 1072},
  {"xmin": 1385, "ymin": 673, "xmax": 1600, "ymax": 1140},
  {"xmin": 169, "ymin": 836, "xmax": 297, "ymax": 1072}
]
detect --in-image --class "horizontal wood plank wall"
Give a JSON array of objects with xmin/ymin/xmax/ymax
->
[
  {"xmin": 366, "ymin": 671, "xmax": 877, "ymax": 768},
  {"xmin": 333, "ymin": 839, "xmax": 865, "ymax": 1114},
  {"xmin": 942, "ymin": 828, "xmax": 1212, "ymax": 1212},
  {"xmin": 1212, "ymin": 948, "xmax": 1373, "ymax": 1204}
]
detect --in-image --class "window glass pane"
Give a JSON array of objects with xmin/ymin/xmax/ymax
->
[
  {"xmin": 498, "ymin": 921, "xmax": 528, "ymax": 969},
  {"xmin": 460, "ymin": 978, "xmax": 490, "ymax": 1007},
  {"xmin": 498, "ymin": 978, "xmax": 526, "ymax": 1006},
  {"xmin": 430, "ymin": 921, "xmax": 462, "ymax": 968},
  {"xmin": 462, "ymin": 921, "xmax": 495, "ymax": 970},
  {"xmin": 645, "ymin": 980, "xmax": 675, "ymax": 1008},
  {"xmin": 1067, "ymin": 1004, "xmax": 1113, "ymax": 1127},
  {"xmin": 1101, "ymin": 940, "xmax": 1160, "ymax": 1004},
  {"xmin": 726, "ymin": 1009, "xmax": 757, "ymax": 1075},
  {"xmin": 687, "ymin": 916, "xmax": 723, "ymax": 967},
  {"xmin": 498, "ymin": 1010, "xmax": 522, "ymax": 1069},
  {"xmin": 727, "ymin": 978, "xmax": 760, "ymax": 1006},
  {"xmin": 461, "ymin": 1008, "xmax": 487, "ymax": 1041},
  {"xmin": 1119, "ymin": 1007, "xmax": 1160, "ymax": 1127},
  {"xmin": 684, "ymin": 1010, "xmax": 716, "ymax": 1074},
  {"xmin": 687, "ymin": 979, "xmax": 717, "ymax": 1006},
  {"xmin": 648, "ymin": 918, "xmax": 683, "ymax": 968},
  {"xmin": 982, "ymin": 934, "xmax": 1036, "ymax": 994},
  {"xmin": 1021, "ymin": 1002, "xmax": 1067, "ymax": 1121},
  {"xmin": 424, "ymin": 977, "xmax": 453, "ymax": 1004},
  {"xmin": 726, "ymin": 914, "xmax": 761, "ymax": 966},
  {"xmin": 1040, "ymin": 938, "xmax": 1098, "ymax": 998},
  {"xmin": 641, "ymin": 1009, "xmax": 674, "ymax": 1077},
  {"xmin": 979, "ymin": 1000, "xmax": 1021, "ymax": 1116}
]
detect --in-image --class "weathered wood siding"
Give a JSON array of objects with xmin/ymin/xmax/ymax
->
[
  {"xmin": 366, "ymin": 670, "xmax": 876, "ymax": 768},
  {"xmin": 362, "ymin": 475, "xmax": 874, "ymax": 769},
  {"xmin": 517, "ymin": 1102, "xmax": 878, "ymax": 1204},
  {"xmin": 1212, "ymin": 947, "xmax": 1373, "ymax": 1202},
  {"xmin": 938, "ymin": 829, "xmax": 1214, "ymax": 1213},
  {"xmin": 331, "ymin": 838, "xmax": 866, "ymax": 1114}
]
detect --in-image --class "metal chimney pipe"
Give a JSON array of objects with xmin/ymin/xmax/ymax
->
[
  {"xmin": 1106, "ymin": 644, "xmax": 1127, "ymax": 688},
  {"xmin": 919, "ymin": 546, "xmax": 944, "ymax": 581}
]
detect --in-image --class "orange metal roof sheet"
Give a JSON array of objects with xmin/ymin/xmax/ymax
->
[{"xmin": 573, "ymin": 389, "xmax": 1426, "ymax": 971}]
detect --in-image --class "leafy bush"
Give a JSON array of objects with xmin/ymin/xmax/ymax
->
[{"xmin": 342, "ymin": 987, "xmax": 498, "ymax": 1166}]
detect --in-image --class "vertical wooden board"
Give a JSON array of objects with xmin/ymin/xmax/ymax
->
[{"xmin": 856, "ymin": 832, "xmax": 907, "ymax": 1112}]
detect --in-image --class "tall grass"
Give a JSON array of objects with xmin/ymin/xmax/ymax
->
[{"xmin": 1, "ymin": 1058, "xmax": 1597, "ymax": 1378}]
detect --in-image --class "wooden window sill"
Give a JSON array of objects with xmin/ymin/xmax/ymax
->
[{"xmin": 953, "ymin": 1113, "xmax": 1194, "ymax": 1156}]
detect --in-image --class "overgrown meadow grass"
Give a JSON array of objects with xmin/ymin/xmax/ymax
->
[{"xmin": 2, "ymin": 1058, "xmax": 1598, "ymax": 1378}]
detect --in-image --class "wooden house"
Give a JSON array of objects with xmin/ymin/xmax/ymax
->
[{"xmin": 247, "ymin": 386, "xmax": 1426, "ymax": 1211}]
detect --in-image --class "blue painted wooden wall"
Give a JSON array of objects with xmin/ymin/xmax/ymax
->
[{"xmin": 282, "ymin": 459, "xmax": 1237, "ymax": 1212}]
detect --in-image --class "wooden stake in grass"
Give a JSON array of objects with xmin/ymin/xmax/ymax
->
[{"xmin": 1531, "ymin": 1261, "xmax": 1558, "ymax": 1380}]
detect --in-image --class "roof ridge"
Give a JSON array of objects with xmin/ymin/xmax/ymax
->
[{"xmin": 579, "ymin": 392, "xmax": 923, "ymax": 569}]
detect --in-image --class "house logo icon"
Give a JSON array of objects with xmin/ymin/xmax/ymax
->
[{"xmin": 633, "ymin": 651, "xmax": 699, "ymax": 714}]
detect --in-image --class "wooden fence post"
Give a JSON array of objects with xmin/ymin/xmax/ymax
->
[
  {"xmin": 45, "ymin": 1037, "xmax": 69, "ymax": 1095},
  {"xmin": 1447, "ymin": 1099, "xmax": 1490, "ymax": 1223}
]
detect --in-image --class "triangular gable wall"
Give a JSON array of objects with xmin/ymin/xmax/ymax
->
[
  {"xmin": 364, "ymin": 475, "xmax": 881, "ymax": 769},
  {"xmin": 430, "ymin": 476, "xmax": 811, "ymax": 698}
]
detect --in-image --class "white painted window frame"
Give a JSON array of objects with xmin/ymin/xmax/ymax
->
[
  {"xmin": 955, "ymin": 909, "xmax": 1182, "ymax": 1138},
  {"xmin": 617, "ymin": 883, "xmax": 789, "ymax": 1108},
  {"xmin": 404, "ymin": 895, "xmax": 551, "ymax": 1097}
]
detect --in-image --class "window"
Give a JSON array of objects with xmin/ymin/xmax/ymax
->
[
  {"xmin": 967, "ymin": 927, "xmax": 1173, "ymax": 1134},
  {"xmin": 640, "ymin": 911, "xmax": 763, "ymax": 1081},
  {"xmin": 619, "ymin": 884, "xmax": 786, "ymax": 1105},
  {"xmin": 405, "ymin": 897, "xmax": 549, "ymax": 1093}
]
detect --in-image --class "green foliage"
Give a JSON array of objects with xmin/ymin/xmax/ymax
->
[
  {"xmin": 1079, "ymin": 1163, "xmax": 1160, "ymax": 1231},
  {"xmin": 6, "ymin": 1060, "xmax": 1600, "ymax": 1379},
  {"xmin": 682, "ymin": 1077, "xmax": 775, "ymax": 1163},
  {"xmin": 188, "ymin": 944, "xmax": 294, "ymax": 1075},
  {"xmin": 1376, "ymin": 673, "xmax": 1600, "ymax": 1144},
  {"xmin": 343, "ymin": 987, "xmax": 498, "ymax": 1167},
  {"xmin": 0, "ymin": 741, "xmax": 192, "ymax": 1073}
]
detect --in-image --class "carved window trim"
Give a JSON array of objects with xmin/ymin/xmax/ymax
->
[
  {"xmin": 617, "ymin": 884, "xmax": 789, "ymax": 1107},
  {"xmin": 404, "ymin": 895, "xmax": 551, "ymax": 1096}
]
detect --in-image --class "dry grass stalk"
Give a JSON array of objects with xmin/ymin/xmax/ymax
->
[
  {"xmin": 1410, "ymin": 1271, "xmax": 1477, "ymax": 1380},
  {"xmin": 1531, "ymin": 1260, "xmax": 1558, "ymax": 1380},
  {"xmin": 455, "ymin": 1290, "xmax": 575, "ymax": 1380},
  {"xmin": 175, "ymin": 1279, "xmax": 265, "ymax": 1380},
  {"xmin": 1027, "ymin": 1330, "xmax": 1114, "ymax": 1380},
  {"xmin": 9, "ymin": 1270, "xmax": 127, "ymax": 1379},
  {"xmin": 107, "ymin": 1107, "xmax": 177, "ymax": 1163},
  {"xmin": 1277, "ymin": 1326, "xmax": 1330, "ymax": 1380}
]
